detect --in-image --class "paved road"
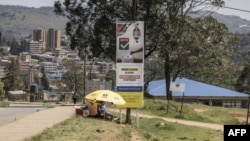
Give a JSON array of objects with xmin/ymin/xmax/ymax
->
[
  {"xmin": 0, "ymin": 104, "xmax": 49, "ymax": 126},
  {"xmin": 0, "ymin": 105, "xmax": 75, "ymax": 141}
]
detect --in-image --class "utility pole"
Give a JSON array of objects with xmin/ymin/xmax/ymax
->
[
  {"xmin": 125, "ymin": 0, "xmax": 137, "ymax": 124},
  {"xmin": 82, "ymin": 48, "xmax": 87, "ymax": 104},
  {"xmin": 246, "ymin": 95, "xmax": 250, "ymax": 125}
]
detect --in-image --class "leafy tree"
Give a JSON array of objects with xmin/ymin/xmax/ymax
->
[
  {"xmin": 105, "ymin": 70, "xmax": 116, "ymax": 90},
  {"xmin": 144, "ymin": 57, "xmax": 165, "ymax": 95},
  {"xmin": 162, "ymin": 15, "xmax": 238, "ymax": 99},
  {"xmin": 235, "ymin": 58, "xmax": 250, "ymax": 123},
  {"xmin": 235, "ymin": 58, "xmax": 250, "ymax": 94},
  {"xmin": 61, "ymin": 59, "xmax": 84, "ymax": 98},
  {"xmin": 54, "ymin": 0, "xmax": 138, "ymax": 60},
  {"xmin": 2, "ymin": 57, "xmax": 24, "ymax": 91},
  {"xmin": 146, "ymin": 1, "xmax": 238, "ymax": 100},
  {"xmin": 0, "ymin": 81, "xmax": 4, "ymax": 100},
  {"xmin": 9, "ymin": 38, "xmax": 20, "ymax": 55},
  {"xmin": 38, "ymin": 57, "xmax": 46, "ymax": 63},
  {"xmin": 0, "ymin": 48, "xmax": 9, "ymax": 56},
  {"xmin": 40, "ymin": 66, "xmax": 50, "ymax": 90},
  {"xmin": 234, "ymin": 34, "xmax": 250, "ymax": 66},
  {"xmin": 19, "ymin": 70, "xmax": 30, "ymax": 90}
]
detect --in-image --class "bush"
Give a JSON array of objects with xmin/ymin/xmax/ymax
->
[{"xmin": 0, "ymin": 101, "xmax": 9, "ymax": 107}]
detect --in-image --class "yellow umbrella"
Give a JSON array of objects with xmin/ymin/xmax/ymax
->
[{"xmin": 85, "ymin": 90, "xmax": 126, "ymax": 105}]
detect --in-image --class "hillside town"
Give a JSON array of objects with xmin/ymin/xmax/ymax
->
[
  {"xmin": 0, "ymin": 28, "xmax": 114, "ymax": 102},
  {"xmin": 0, "ymin": 1, "xmax": 250, "ymax": 109}
]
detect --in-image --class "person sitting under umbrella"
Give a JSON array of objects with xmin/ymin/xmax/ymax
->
[
  {"xmin": 86, "ymin": 100, "xmax": 99, "ymax": 118},
  {"xmin": 98, "ymin": 101, "xmax": 118, "ymax": 121}
]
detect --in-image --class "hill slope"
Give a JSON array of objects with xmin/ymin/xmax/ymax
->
[
  {"xmin": 0, "ymin": 5, "xmax": 68, "ymax": 38},
  {"xmin": 189, "ymin": 10, "xmax": 250, "ymax": 34},
  {"xmin": 0, "ymin": 5, "xmax": 250, "ymax": 39}
]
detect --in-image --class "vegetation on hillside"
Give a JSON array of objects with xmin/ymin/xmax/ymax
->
[{"xmin": 0, "ymin": 5, "xmax": 67, "ymax": 38}]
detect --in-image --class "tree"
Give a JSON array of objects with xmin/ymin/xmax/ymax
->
[
  {"xmin": 162, "ymin": 15, "xmax": 238, "ymax": 99},
  {"xmin": 144, "ymin": 57, "xmax": 165, "ymax": 95},
  {"xmin": 105, "ymin": 70, "xmax": 116, "ymax": 90},
  {"xmin": 235, "ymin": 58, "xmax": 250, "ymax": 125},
  {"xmin": 40, "ymin": 66, "xmax": 50, "ymax": 90},
  {"xmin": 0, "ymin": 48, "xmax": 9, "ymax": 56},
  {"xmin": 2, "ymin": 57, "xmax": 24, "ymax": 91},
  {"xmin": 145, "ymin": 0, "xmax": 239, "ymax": 100},
  {"xmin": 61, "ymin": 59, "xmax": 84, "ymax": 99},
  {"xmin": 54, "ymin": 0, "xmax": 132, "ymax": 60},
  {"xmin": 0, "ymin": 81, "xmax": 4, "ymax": 101},
  {"xmin": 235, "ymin": 58, "xmax": 250, "ymax": 93}
]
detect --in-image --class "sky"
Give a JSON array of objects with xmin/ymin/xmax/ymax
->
[
  {"xmin": 0, "ymin": 0, "xmax": 62, "ymax": 8},
  {"xmin": 214, "ymin": 0, "xmax": 250, "ymax": 21},
  {"xmin": 0, "ymin": 0, "xmax": 250, "ymax": 20}
]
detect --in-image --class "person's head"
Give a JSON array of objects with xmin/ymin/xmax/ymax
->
[{"xmin": 99, "ymin": 101, "xmax": 105, "ymax": 105}]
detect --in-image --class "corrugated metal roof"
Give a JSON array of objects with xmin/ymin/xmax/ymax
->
[
  {"xmin": 43, "ymin": 90, "xmax": 60, "ymax": 96},
  {"xmin": 8, "ymin": 90, "xmax": 26, "ymax": 95},
  {"xmin": 147, "ymin": 77, "xmax": 249, "ymax": 97}
]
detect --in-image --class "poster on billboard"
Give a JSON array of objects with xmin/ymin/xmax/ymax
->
[
  {"xmin": 116, "ymin": 21, "xmax": 144, "ymax": 108},
  {"xmin": 116, "ymin": 21, "xmax": 144, "ymax": 64}
]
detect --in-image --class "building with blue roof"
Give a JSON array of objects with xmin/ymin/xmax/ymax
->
[{"xmin": 147, "ymin": 77, "xmax": 250, "ymax": 108}]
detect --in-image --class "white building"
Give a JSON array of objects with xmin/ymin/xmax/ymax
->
[{"xmin": 40, "ymin": 62, "xmax": 58, "ymax": 73}]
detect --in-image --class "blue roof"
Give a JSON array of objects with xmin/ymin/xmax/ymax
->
[{"xmin": 147, "ymin": 77, "xmax": 249, "ymax": 97}]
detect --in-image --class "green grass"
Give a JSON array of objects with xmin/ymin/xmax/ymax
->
[
  {"xmin": 140, "ymin": 99, "xmax": 247, "ymax": 124},
  {"xmin": 137, "ymin": 118, "xmax": 223, "ymax": 141},
  {"xmin": 0, "ymin": 101, "xmax": 9, "ymax": 107},
  {"xmin": 24, "ymin": 116, "xmax": 145, "ymax": 141},
  {"xmin": 24, "ymin": 114, "xmax": 224, "ymax": 141}
]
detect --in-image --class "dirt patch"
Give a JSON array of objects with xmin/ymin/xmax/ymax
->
[
  {"xmin": 96, "ymin": 123, "xmax": 142, "ymax": 141},
  {"xmin": 130, "ymin": 132, "xmax": 142, "ymax": 141},
  {"xmin": 194, "ymin": 108, "xmax": 207, "ymax": 112},
  {"xmin": 232, "ymin": 112, "xmax": 248, "ymax": 123}
]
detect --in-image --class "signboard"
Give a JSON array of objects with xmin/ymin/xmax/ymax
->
[
  {"xmin": 170, "ymin": 82, "xmax": 185, "ymax": 92},
  {"xmin": 116, "ymin": 21, "xmax": 144, "ymax": 108}
]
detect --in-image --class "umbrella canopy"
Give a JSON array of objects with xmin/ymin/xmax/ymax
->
[{"xmin": 85, "ymin": 90, "xmax": 126, "ymax": 105}]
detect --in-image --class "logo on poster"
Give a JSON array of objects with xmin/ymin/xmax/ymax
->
[{"xmin": 119, "ymin": 38, "xmax": 129, "ymax": 50}]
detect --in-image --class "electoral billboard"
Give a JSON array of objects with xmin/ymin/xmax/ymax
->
[{"xmin": 116, "ymin": 21, "xmax": 144, "ymax": 108}]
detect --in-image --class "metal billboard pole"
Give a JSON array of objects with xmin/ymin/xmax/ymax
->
[{"xmin": 125, "ymin": 0, "xmax": 137, "ymax": 125}]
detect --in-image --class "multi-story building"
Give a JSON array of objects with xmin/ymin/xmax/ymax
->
[
  {"xmin": 29, "ymin": 40, "xmax": 45, "ymax": 54},
  {"xmin": 47, "ymin": 28, "xmax": 61, "ymax": 51},
  {"xmin": 0, "ymin": 59, "xmax": 10, "ymax": 79},
  {"xmin": 33, "ymin": 29, "xmax": 47, "ymax": 42},
  {"xmin": 40, "ymin": 62, "xmax": 58, "ymax": 73},
  {"xmin": 32, "ymin": 29, "xmax": 61, "ymax": 53},
  {"xmin": 33, "ymin": 29, "xmax": 47, "ymax": 50},
  {"xmin": 18, "ymin": 52, "xmax": 32, "ymax": 71}
]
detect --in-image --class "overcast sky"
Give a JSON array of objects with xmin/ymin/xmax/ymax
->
[{"xmin": 0, "ymin": 0, "xmax": 250, "ymax": 20}]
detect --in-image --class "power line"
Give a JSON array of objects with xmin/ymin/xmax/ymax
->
[{"xmin": 222, "ymin": 6, "xmax": 250, "ymax": 13}]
